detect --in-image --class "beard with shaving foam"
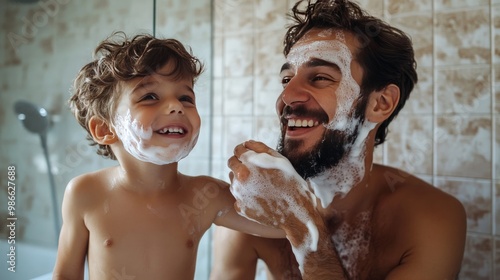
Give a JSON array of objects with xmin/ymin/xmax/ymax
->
[{"xmin": 276, "ymin": 96, "xmax": 368, "ymax": 179}]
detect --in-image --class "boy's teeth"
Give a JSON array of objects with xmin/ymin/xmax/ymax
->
[{"xmin": 159, "ymin": 127, "xmax": 184, "ymax": 134}]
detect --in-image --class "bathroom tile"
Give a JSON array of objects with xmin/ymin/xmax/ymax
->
[
  {"xmin": 211, "ymin": 116, "xmax": 224, "ymax": 160},
  {"xmin": 223, "ymin": 116, "xmax": 253, "ymax": 159},
  {"xmin": 253, "ymin": 116, "xmax": 281, "ymax": 149},
  {"xmin": 436, "ymin": 66, "xmax": 491, "ymax": 114},
  {"xmin": 436, "ymin": 178, "xmax": 491, "ymax": 234},
  {"xmin": 436, "ymin": 116, "xmax": 491, "ymax": 179},
  {"xmin": 212, "ymin": 78, "xmax": 224, "ymax": 116},
  {"xmin": 356, "ymin": 0, "xmax": 384, "ymax": 18},
  {"xmin": 435, "ymin": 0, "xmax": 489, "ymax": 10},
  {"xmin": 495, "ymin": 64, "xmax": 500, "ymax": 113},
  {"xmin": 213, "ymin": 36, "xmax": 224, "ymax": 79},
  {"xmin": 224, "ymin": 35, "xmax": 254, "ymax": 77},
  {"xmin": 496, "ymin": 237, "xmax": 500, "ymax": 278},
  {"xmin": 388, "ymin": 14, "xmax": 433, "ymax": 67},
  {"xmin": 254, "ymin": 75, "xmax": 283, "ymax": 116},
  {"xmin": 496, "ymin": 181, "xmax": 500, "ymax": 236},
  {"xmin": 496, "ymin": 119, "xmax": 500, "ymax": 180},
  {"xmin": 219, "ymin": 0, "xmax": 254, "ymax": 35},
  {"xmin": 386, "ymin": 115, "xmax": 433, "ymax": 175},
  {"xmin": 255, "ymin": 0, "xmax": 288, "ymax": 31},
  {"xmin": 223, "ymin": 77, "xmax": 253, "ymax": 115},
  {"xmin": 459, "ymin": 234, "xmax": 493, "ymax": 280},
  {"xmin": 255, "ymin": 30, "xmax": 287, "ymax": 75},
  {"xmin": 494, "ymin": 6, "xmax": 500, "ymax": 63},
  {"xmin": 405, "ymin": 67, "xmax": 433, "ymax": 114},
  {"xmin": 373, "ymin": 143, "xmax": 384, "ymax": 165},
  {"xmin": 435, "ymin": 8, "xmax": 490, "ymax": 66},
  {"xmin": 387, "ymin": 0, "xmax": 432, "ymax": 15}
]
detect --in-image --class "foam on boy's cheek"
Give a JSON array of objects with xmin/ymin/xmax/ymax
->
[{"xmin": 114, "ymin": 110, "xmax": 197, "ymax": 165}]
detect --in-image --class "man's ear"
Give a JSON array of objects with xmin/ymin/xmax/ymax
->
[
  {"xmin": 88, "ymin": 116, "xmax": 118, "ymax": 145},
  {"xmin": 365, "ymin": 84, "xmax": 400, "ymax": 123}
]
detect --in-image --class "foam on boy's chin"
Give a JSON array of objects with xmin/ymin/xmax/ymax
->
[
  {"xmin": 114, "ymin": 110, "xmax": 198, "ymax": 165},
  {"xmin": 232, "ymin": 150, "xmax": 319, "ymax": 274}
]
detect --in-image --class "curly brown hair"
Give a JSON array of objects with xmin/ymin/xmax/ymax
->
[
  {"xmin": 284, "ymin": 0, "xmax": 418, "ymax": 146},
  {"xmin": 69, "ymin": 32, "xmax": 204, "ymax": 159}
]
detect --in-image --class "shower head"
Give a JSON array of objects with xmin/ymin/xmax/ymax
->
[{"xmin": 14, "ymin": 100, "xmax": 51, "ymax": 136}]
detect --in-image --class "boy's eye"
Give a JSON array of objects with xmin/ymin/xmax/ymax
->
[
  {"xmin": 180, "ymin": 95, "xmax": 195, "ymax": 105},
  {"xmin": 140, "ymin": 93, "xmax": 159, "ymax": 101}
]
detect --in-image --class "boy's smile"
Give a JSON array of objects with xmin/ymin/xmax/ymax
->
[{"xmin": 112, "ymin": 61, "xmax": 201, "ymax": 165}]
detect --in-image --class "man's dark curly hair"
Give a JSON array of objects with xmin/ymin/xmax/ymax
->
[
  {"xmin": 69, "ymin": 32, "xmax": 204, "ymax": 159},
  {"xmin": 284, "ymin": 0, "xmax": 418, "ymax": 146}
]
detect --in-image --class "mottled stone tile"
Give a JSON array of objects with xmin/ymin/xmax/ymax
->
[
  {"xmin": 253, "ymin": 116, "xmax": 281, "ymax": 148},
  {"xmin": 436, "ymin": 66, "xmax": 491, "ymax": 114},
  {"xmin": 494, "ymin": 6, "xmax": 500, "ymax": 63},
  {"xmin": 436, "ymin": 116, "xmax": 491, "ymax": 179},
  {"xmin": 255, "ymin": 30, "xmax": 287, "ymax": 76},
  {"xmin": 435, "ymin": 0, "xmax": 489, "ymax": 10},
  {"xmin": 495, "ymin": 64, "xmax": 500, "ymax": 113},
  {"xmin": 435, "ymin": 8, "xmax": 490, "ymax": 66},
  {"xmin": 496, "ymin": 237, "xmax": 500, "ymax": 279},
  {"xmin": 387, "ymin": 115, "xmax": 433, "ymax": 175},
  {"xmin": 387, "ymin": 0, "xmax": 432, "ymax": 15},
  {"xmin": 459, "ymin": 234, "xmax": 492, "ymax": 280},
  {"xmin": 255, "ymin": 0, "xmax": 288, "ymax": 31},
  {"xmin": 223, "ymin": 116, "xmax": 253, "ymax": 159},
  {"xmin": 403, "ymin": 67, "xmax": 433, "ymax": 114},
  {"xmin": 212, "ymin": 78, "xmax": 224, "ymax": 116},
  {"xmin": 254, "ymin": 75, "xmax": 282, "ymax": 116},
  {"xmin": 219, "ymin": 0, "xmax": 254, "ymax": 35},
  {"xmin": 496, "ymin": 181, "xmax": 500, "ymax": 236},
  {"xmin": 373, "ymin": 143, "xmax": 384, "ymax": 165},
  {"xmin": 224, "ymin": 35, "xmax": 254, "ymax": 77},
  {"xmin": 496, "ymin": 119, "xmax": 500, "ymax": 181},
  {"xmin": 436, "ymin": 178, "xmax": 491, "ymax": 234},
  {"xmin": 223, "ymin": 77, "xmax": 253, "ymax": 115},
  {"xmin": 356, "ymin": 0, "xmax": 384, "ymax": 18},
  {"xmin": 211, "ymin": 116, "xmax": 224, "ymax": 160},
  {"xmin": 389, "ymin": 14, "xmax": 433, "ymax": 67}
]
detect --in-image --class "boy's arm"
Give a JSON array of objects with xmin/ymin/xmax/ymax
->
[
  {"xmin": 209, "ymin": 226, "xmax": 259, "ymax": 280},
  {"xmin": 52, "ymin": 177, "xmax": 90, "ymax": 280}
]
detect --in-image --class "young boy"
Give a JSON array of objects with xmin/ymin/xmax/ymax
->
[{"xmin": 52, "ymin": 32, "xmax": 283, "ymax": 280}]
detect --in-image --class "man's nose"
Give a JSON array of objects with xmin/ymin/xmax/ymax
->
[{"xmin": 280, "ymin": 77, "xmax": 310, "ymax": 106}]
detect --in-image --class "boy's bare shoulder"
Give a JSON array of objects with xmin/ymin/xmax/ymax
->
[
  {"xmin": 179, "ymin": 174, "xmax": 229, "ymax": 189},
  {"xmin": 64, "ymin": 166, "xmax": 119, "ymax": 205}
]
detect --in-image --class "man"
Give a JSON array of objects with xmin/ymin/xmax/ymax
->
[{"xmin": 210, "ymin": 0, "xmax": 466, "ymax": 279}]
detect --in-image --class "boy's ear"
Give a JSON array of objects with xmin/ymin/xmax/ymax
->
[
  {"xmin": 365, "ymin": 84, "xmax": 400, "ymax": 123},
  {"xmin": 88, "ymin": 116, "xmax": 118, "ymax": 145}
]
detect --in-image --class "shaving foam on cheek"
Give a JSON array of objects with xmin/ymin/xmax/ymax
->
[
  {"xmin": 231, "ymin": 150, "xmax": 319, "ymax": 274},
  {"xmin": 310, "ymin": 121, "xmax": 377, "ymax": 208},
  {"xmin": 114, "ymin": 110, "xmax": 198, "ymax": 165}
]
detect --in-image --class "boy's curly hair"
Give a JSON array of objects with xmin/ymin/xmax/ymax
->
[
  {"xmin": 69, "ymin": 32, "xmax": 204, "ymax": 159},
  {"xmin": 284, "ymin": 0, "xmax": 418, "ymax": 146}
]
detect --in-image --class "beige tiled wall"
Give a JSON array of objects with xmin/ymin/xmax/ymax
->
[{"xmin": 212, "ymin": 0, "xmax": 499, "ymax": 279}]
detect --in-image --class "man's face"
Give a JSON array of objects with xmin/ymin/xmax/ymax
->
[{"xmin": 276, "ymin": 28, "xmax": 367, "ymax": 178}]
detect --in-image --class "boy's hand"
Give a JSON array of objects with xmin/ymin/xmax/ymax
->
[{"xmin": 227, "ymin": 140, "xmax": 322, "ymax": 247}]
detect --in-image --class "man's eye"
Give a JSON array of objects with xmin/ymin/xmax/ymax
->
[
  {"xmin": 281, "ymin": 77, "xmax": 291, "ymax": 86},
  {"xmin": 312, "ymin": 76, "xmax": 331, "ymax": 82}
]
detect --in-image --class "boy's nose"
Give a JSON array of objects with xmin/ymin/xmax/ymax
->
[{"xmin": 164, "ymin": 99, "xmax": 184, "ymax": 114}]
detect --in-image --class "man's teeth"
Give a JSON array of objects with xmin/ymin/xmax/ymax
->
[
  {"xmin": 287, "ymin": 119, "xmax": 319, "ymax": 128},
  {"xmin": 158, "ymin": 127, "xmax": 184, "ymax": 134}
]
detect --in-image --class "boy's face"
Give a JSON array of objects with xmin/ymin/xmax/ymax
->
[{"xmin": 112, "ymin": 61, "xmax": 201, "ymax": 165}]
